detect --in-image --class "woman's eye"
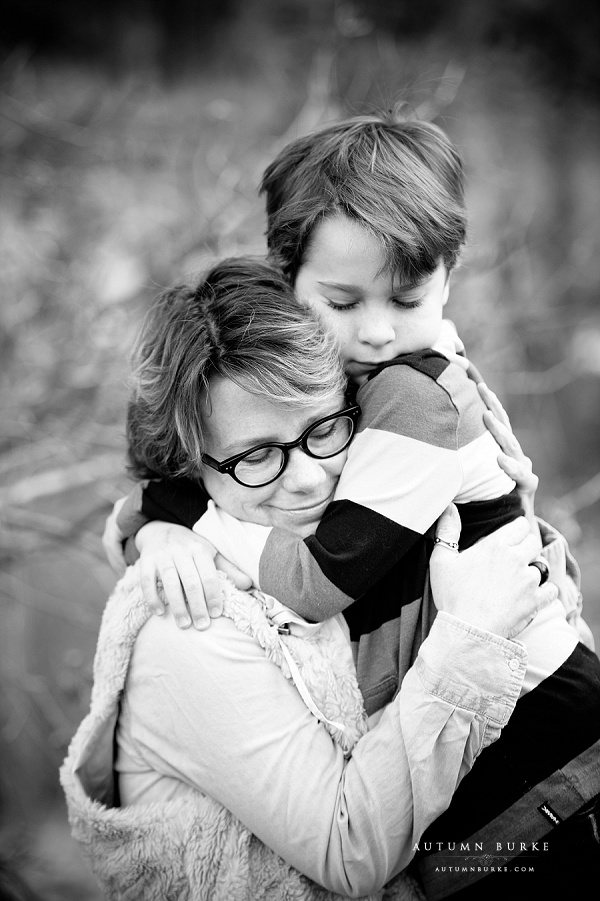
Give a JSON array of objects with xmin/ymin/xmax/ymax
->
[
  {"xmin": 242, "ymin": 448, "xmax": 276, "ymax": 466},
  {"xmin": 310, "ymin": 423, "xmax": 336, "ymax": 441}
]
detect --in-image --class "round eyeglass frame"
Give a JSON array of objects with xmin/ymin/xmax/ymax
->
[{"xmin": 201, "ymin": 403, "xmax": 361, "ymax": 488}]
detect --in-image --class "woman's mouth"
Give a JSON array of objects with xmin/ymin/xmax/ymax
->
[{"xmin": 281, "ymin": 496, "xmax": 332, "ymax": 517}]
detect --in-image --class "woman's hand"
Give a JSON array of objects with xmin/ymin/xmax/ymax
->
[
  {"xmin": 135, "ymin": 521, "xmax": 253, "ymax": 629},
  {"xmin": 101, "ymin": 496, "xmax": 128, "ymax": 575},
  {"xmin": 431, "ymin": 505, "xmax": 557, "ymax": 640},
  {"xmin": 478, "ymin": 381, "xmax": 539, "ymax": 535}
]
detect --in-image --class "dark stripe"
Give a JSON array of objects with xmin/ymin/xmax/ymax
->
[
  {"xmin": 456, "ymin": 487, "xmax": 523, "ymax": 549},
  {"xmin": 338, "ymin": 494, "xmax": 522, "ymax": 639},
  {"xmin": 417, "ymin": 643, "xmax": 600, "ymax": 849},
  {"xmin": 367, "ymin": 349, "xmax": 450, "ymax": 383},
  {"xmin": 305, "ymin": 499, "xmax": 425, "ymax": 601},
  {"xmin": 141, "ymin": 476, "xmax": 209, "ymax": 529},
  {"xmin": 344, "ymin": 538, "xmax": 431, "ymax": 641}
]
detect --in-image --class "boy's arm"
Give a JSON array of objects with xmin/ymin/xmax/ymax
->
[
  {"xmin": 117, "ymin": 476, "xmax": 210, "ymax": 540},
  {"xmin": 256, "ymin": 361, "xmax": 516, "ymax": 621},
  {"xmin": 106, "ymin": 476, "xmax": 210, "ymax": 568}
]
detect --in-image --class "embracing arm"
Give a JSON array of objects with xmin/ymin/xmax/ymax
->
[
  {"xmin": 122, "ymin": 607, "xmax": 527, "ymax": 896},
  {"xmin": 251, "ymin": 361, "xmax": 516, "ymax": 620},
  {"xmin": 102, "ymin": 477, "xmax": 208, "ymax": 571}
]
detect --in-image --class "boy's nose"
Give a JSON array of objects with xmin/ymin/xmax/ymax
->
[
  {"xmin": 358, "ymin": 315, "xmax": 396, "ymax": 347},
  {"xmin": 281, "ymin": 447, "xmax": 327, "ymax": 493}
]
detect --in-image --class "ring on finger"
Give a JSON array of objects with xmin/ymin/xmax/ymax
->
[
  {"xmin": 434, "ymin": 537, "xmax": 459, "ymax": 553},
  {"xmin": 528, "ymin": 558, "xmax": 550, "ymax": 586}
]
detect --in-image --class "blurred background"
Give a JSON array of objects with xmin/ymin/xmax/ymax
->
[{"xmin": 1, "ymin": 0, "xmax": 599, "ymax": 896}]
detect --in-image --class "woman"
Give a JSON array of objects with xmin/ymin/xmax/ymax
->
[{"xmin": 61, "ymin": 259, "xmax": 557, "ymax": 900}]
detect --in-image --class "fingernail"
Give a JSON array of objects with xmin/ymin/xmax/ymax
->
[
  {"xmin": 154, "ymin": 607, "xmax": 164, "ymax": 616},
  {"xmin": 500, "ymin": 455, "xmax": 517, "ymax": 474},
  {"xmin": 177, "ymin": 616, "xmax": 191, "ymax": 629},
  {"xmin": 193, "ymin": 618, "xmax": 209, "ymax": 630}
]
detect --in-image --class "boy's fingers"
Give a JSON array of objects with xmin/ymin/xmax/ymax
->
[
  {"xmin": 189, "ymin": 554, "xmax": 223, "ymax": 624},
  {"xmin": 139, "ymin": 560, "xmax": 166, "ymax": 616},
  {"xmin": 168, "ymin": 555, "xmax": 210, "ymax": 630},
  {"xmin": 157, "ymin": 563, "xmax": 191, "ymax": 628}
]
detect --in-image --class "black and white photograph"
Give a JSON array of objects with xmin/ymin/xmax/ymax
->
[{"xmin": 1, "ymin": 2, "xmax": 600, "ymax": 898}]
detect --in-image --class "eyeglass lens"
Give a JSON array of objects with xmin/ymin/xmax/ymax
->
[{"xmin": 234, "ymin": 414, "xmax": 354, "ymax": 487}]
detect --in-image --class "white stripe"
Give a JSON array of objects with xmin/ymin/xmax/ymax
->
[
  {"xmin": 456, "ymin": 431, "xmax": 516, "ymax": 502},
  {"xmin": 334, "ymin": 428, "xmax": 462, "ymax": 533}
]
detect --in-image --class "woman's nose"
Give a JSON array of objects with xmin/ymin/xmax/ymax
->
[
  {"xmin": 357, "ymin": 313, "xmax": 395, "ymax": 347},
  {"xmin": 281, "ymin": 447, "xmax": 327, "ymax": 492}
]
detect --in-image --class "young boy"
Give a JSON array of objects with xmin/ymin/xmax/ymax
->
[{"xmin": 112, "ymin": 114, "xmax": 600, "ymax": 895}]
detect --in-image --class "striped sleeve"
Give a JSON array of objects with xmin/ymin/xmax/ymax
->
[{"xmin": 259, "ymin": 362, "xmax": 478, "ymax": 621}]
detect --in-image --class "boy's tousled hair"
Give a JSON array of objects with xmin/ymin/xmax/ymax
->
[
  {"xmin": 127, "ymin": 257, "xmax": 346, "ymax": 481},
  {"xmin": 260, "ymin": 113, "xmax": 467, "ymax": 284}
]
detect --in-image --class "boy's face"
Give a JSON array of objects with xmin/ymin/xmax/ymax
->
[{"xmin": 294, "ymin": 214, "xmax": 450, "ymax": 385}]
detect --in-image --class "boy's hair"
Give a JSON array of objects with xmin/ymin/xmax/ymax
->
[
  {"xmin": 260, "ymin": 113, "xmax": 467, "ymax": 284},
  {"xmin": 127, "ymin": 257, "xmax": 346, "ymax": 481}
]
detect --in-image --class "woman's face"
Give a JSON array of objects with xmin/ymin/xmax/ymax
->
[
  {"xmin": 200, "ymin": 376, "xmax": 348, "ymax": 537},
  {"xmin": 294, "ymin": 214, "xmax": 449, "ymax": 385}
]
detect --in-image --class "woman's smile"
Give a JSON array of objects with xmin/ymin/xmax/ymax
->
[{"xmin": 199, "ymin": 376, "xmax": 348, "ymax": 537}]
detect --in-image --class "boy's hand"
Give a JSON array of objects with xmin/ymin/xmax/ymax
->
[
  {"xmin": 478, "ymin": 381, "xmax": 539, "ymax": 536},
  {"xmin": 102, "ymin": 496, "xmax": 128, "ymax": 575},
  {"xmin": 135, "ymin": 521, "xmax": 252, "ymax": 630}
]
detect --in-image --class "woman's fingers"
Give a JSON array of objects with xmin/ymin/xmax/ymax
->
[
  {"xmin": 478, "ymin": 381, "xmax": 511, "ymax": 428},
  {"xmin": 504, "ymin": 581, "xmax": 559, "ymax": 640},
  {"xmin": 494, "ymin": 514, "xmax": 533, "ymax": 548},
  {"xmin": 432, "ymin": 504, "xmax": 461, "ymax": 553},
  {"xmin": 430, "ymin": 513, "xmax": 554, "ymax": 638}
]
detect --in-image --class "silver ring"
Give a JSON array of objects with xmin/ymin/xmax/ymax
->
[
  {"xmin": 434, "ymin": 537, "xmax": 459, "ymax": 553},
  {"xmin": 529, "ymin": 559, "xmax": 550, "ymax": 586}
]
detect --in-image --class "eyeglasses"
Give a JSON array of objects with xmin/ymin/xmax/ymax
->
[{"xmin": 202, "ymin": 404, "xmax": 361, "ymax": 488}]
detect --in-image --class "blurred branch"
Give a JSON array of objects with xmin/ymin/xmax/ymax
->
[
  {"xmin": 0, "ymin": 453, "xmax": 123, "ymax": 507},
  {"xmin": 558, "ymin": 471, "xmax": 600, "ymax": 518},
  {"xmin": 0, "ymin": 90, "xmax": 106, "ymax": 151},
  {"xmin": 1, "ymin": 506, "xmax": 107, "ymax": 559},
  {"xmin": 502, "ymin": 360, "xmax": 577, "ymax": 394},
  {"xmin": 0, "ymin": 572, "xmax": 99, "ymax": 629}
]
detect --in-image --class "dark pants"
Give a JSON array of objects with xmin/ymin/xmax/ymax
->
[{"xmin": 446, "ymin": 793, "xmax": 600, "ymax": 900}]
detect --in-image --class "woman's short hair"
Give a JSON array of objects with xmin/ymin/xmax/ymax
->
[
  {"xmin": 260, "ymin": 112, "xmax": 467, "ymax": 284},
  {"xmin": 127, "ymin": 257, "xmax": 346, "ymax": 480}
]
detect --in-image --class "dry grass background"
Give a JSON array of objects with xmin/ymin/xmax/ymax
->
[{"xmin": 1, "ymin": 9, "xmax": 600, "ymax": 896}]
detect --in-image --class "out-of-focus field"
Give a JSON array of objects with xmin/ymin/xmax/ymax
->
[{"xmin": 1, "ymin": 10, "xmax": 600, "ymax": 897}]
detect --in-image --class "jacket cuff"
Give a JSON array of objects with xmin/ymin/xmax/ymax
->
[{"xmin": 415, "ymin": 612, "xmax": 527, "ymax": 727}]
